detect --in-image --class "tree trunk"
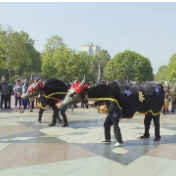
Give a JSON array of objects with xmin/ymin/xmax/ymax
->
[{"xmin": 7, "ymin": 56, "xmax": 11, "ymax": 79}]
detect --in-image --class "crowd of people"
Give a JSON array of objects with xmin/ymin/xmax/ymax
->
[
  {"xmin": 0, "ymin": 76, "xmax": 37, "ymax": 112},
  {"xmin": 162, "ymin": 83, "xmax": 176, "ymax": 114}
]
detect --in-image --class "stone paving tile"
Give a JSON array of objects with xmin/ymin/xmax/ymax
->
[{"xmin": 0, "ymin": 103, "xmax": 176, "ymax": 175}]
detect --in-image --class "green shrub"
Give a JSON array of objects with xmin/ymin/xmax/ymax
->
[{"xmin": 9, "ymin": 75, "xmax": 20, "ymax": 86}]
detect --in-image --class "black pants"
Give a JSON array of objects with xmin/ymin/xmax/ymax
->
[
  {"xmin": 60, "ymin": 108, "xmax": 68, "ymax": 125},
  {"xmin": 144, "ymin": 113, "xmax": 160, "ymax": 138},
  {"xmin": 7, "ymin": 95, "xmax": 11, "ymax": 108},
  {"xmin": 171, "ymin": 102, "xmax": 176, "ymax": 113},
  {"xmin": 104, "ymin": 111, "xmax": 122, "ymax": 143},
  {"xmin": 52, "ymin": 107, "xmax": 68, "ymax": 125},
  {"xmin": 0, "ymin": 95, "xmax": 8, "ymax": 109}
]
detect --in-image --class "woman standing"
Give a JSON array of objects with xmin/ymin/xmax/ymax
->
[{"xmin": 13, "ymin": 79, "xmax": 22, "ymax": 112}]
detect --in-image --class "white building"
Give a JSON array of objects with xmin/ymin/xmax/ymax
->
[{"xmin": 81, "ymin": 43, "xmax": 101, "ymax": 56}]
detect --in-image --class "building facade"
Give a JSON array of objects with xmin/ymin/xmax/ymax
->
[{"xmin": 81, "ymin": 43, "xmax": 101, "ymax": 56}]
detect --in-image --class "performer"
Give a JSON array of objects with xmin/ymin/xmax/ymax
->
[
  {"xmin": 140, "ymin": 112, "xmax": 161, "ymax": 141},
  {"xmin": 100, "ymin": 101, "xmax": 123, "ymax": 147},
  {"xmin": 13, "ymin": 79, "xmax": 22, "ymax": 112}
]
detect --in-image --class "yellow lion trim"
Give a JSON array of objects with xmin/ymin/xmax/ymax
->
[
  {"xmin": 88, "ymin": 98, "xmax": 161, "ymax": 119},
  {"xmin": 43, "ymin": 92, "xmax": 67, "ymax": 98},
  {"xmin": 88, "ymin": 98, "xmax": 123, "ymax": 110},
  {"xmin": 37, "ymin": 103, "xmax": 47, "ymax": 110},
  {"xmin": 37, "ymin": 92, "xmax": 66, "ymax": 109},
  {"xmin": 42, "ymin": 92, "xmax": 67, "ymax": 102}
]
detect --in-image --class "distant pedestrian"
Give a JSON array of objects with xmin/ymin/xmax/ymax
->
[
  {"xmin": 0, "ymin": 76, "xmax": 11, "ymax": 109},
  {"xmin": 13, "ymin": 79, "xmax": 22, "ymax": 112}
]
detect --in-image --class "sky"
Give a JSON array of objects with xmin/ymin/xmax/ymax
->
[{"xmin": 0, "ymin": 2, "xmax": 176, "ymax": 74}]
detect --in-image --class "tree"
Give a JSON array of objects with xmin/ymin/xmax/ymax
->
[
  {"xmin": 41, "ymin": 35, "xmax": 66, "ymax": 79},
  {"xmin": 44, "ymin": 35, "xmax": 66, "ymax": 54},
  {"xmin": 54, "ymin": 48, "xmax": 89, "ymax": 82},
  {"xmin": 78, "ymin": 51, "xmax": 96, "ymax": 82},
  {"xmin": 101, "ymin": 50, "xmax": 111, "ymax": 60},
  {"xmin": 166, "ymin": 53, "xmax": 176, "ymax": 84},
  {"xmin": 0, "ymin": 25, "xmax": 41, "ymax": 78},
  {"xmin": 88, "ymin": 50, "xmax": 111, "ymax": 81},
  {"xmin": 154, "ymin": 66, "xmax": 167, "ymax": 82},
  {"xmin": 104, "ymin": 50, "xmax": 154, "ymax": 83}
]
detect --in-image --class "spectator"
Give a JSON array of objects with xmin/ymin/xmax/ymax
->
[
  {"xmin": 13, "ymin": 79, "xmax": 22, "ymax": 112},
  {"xmin": 7, "ymin": 83, "xmax": 12, "ymax": 109},
  {"xmin": 164, "ymin": 87, "xmax": 170, "ymax": 114},
  {"xmin": 21, "ymin": 79, "xmax": 30, "ymax": 113},
  {"xmin": 0, "ymin": 76, "xmax": 11, "ymax": 109},
  {"xmin": 171, "ymin": 86, "xmax": 176, "ymax": 113}
]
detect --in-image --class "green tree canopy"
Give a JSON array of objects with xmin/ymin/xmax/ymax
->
[
  {"xmin": 154, "ymin": 66, "xmax": 167, "ymax": 82},
  {"xmin": 41, "ymin": 35, "xmax": 67, "ymax": 79},
  {"xmin": 0, "ymin": 25, "xmax": 41, "ymax": 78},
  {"xmin": 166, "ymin": 53, "xmax": 176, "ymax": 85},
  {"xmin": 104, "ymin": 50, "xmax": 154, "ymax": 83}
]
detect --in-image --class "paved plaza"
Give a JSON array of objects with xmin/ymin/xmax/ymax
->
[{"xmin": 0, "ymin": 102, "xmax": 176, "ymax": 176}]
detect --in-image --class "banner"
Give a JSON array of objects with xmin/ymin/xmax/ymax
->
[{"xmin": 34, "ymin": 76, "xmax": 38, "ymax": 80}]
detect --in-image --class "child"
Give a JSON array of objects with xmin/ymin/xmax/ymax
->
[{"xmin": 13, "ymin": 79, "xmax": 22, "ymax": 112}]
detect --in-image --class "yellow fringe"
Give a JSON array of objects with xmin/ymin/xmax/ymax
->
[
  {"xmin": 88, "ymin": 98, "xmax": 122, "ymax": 110},
  {"xmin": 37, "ymin": 103, "xmax": 47, "ymax": 110},
  {"xmin": 38, "ymin": 92, "xmax": 67, "ymax": 109},
  {"xmin": 88, "ymin": 99, "xmax": 161, "ymax": 120},
  {"xmin": 43, "ymin": 92, "xmax": 67, "ymax": 98}
]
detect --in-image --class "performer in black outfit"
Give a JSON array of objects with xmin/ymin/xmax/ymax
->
[
  {"xmin": 140, "ymin": 112, "xmax": 161, "ymax": 141},
  {"xmin": 100, "ymin": 101, "xmax": 123, "ymax": 147}
]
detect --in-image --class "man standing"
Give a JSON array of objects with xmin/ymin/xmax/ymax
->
[
  {"xmin": 0, "ymin": 76, "xmax": 11, "ymax": 109},
  {"xmin": 7, "ymin": 83, "xmax": 12, "ymax": 109}
]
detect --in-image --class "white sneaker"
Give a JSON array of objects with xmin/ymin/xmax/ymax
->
[
  {"xmin": 114, "ymin": 142, "xmax": 122, "ymax": 147},
  {"xmin": 100, "ymin": 139, "xmax": 111, "ymax": 143}
]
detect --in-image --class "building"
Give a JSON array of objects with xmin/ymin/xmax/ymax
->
[{"xmin": 81, "ymin": 43, "xmax": 101, "ymax": 56}]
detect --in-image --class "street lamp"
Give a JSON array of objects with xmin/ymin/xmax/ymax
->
[{"xmin": 97, "ymin": 59, "xmax": 101, "ymax": 85}]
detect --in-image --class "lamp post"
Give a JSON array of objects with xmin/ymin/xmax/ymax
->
[{"xmin": 97, "ymin": 60, "xmax": 101, "ymax": 85}]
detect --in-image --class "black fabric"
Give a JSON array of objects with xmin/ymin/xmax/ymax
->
[
  {"xmin": 171, "ymin": 102, "xmax": 176, "ymax": 112},
  {"xmin": 38, "ymin": 90, "xmax": 47, "ymax": 109},
  {"xmin": 104, "ymin": 106, "xmax": 122, "ymax": 143},
  {"xmin": 107, "ymin": 101, "xmax": 116, "ymax": 113},
  {"xmin": 0, "ymin": 82, "xmax": 10, "ymax": 95},
  {"xmin": 87, "ymin": 81, "xmax": 165, "ymax": 119},
  {"xmin": 144, "ymin": 113, "xmax": 160, "ymax": 138},
  {"xmin": 0, "ymin": 95, "xmax": 8, "ymax": 109},
  {"xmin": 38, "ymin": 108, "xmax": 44, "ymax": 121},
  {"xmin": 37, "ymin": 79, "xmax": 68, "ymax": 124},
  {"xmin": 60, "ymin": 108, "xmax": 68, "ymax": 125},
  {"xmin": 6, "ymin": 95, "xmax": 11, "ymax": 108},
  {"xmin": 52, "ymin": 106, "xmax": 60, "ymax": 124},
  {"xmin": 41, "ymin": 79, "xmax": 68, "ymax": 104}
]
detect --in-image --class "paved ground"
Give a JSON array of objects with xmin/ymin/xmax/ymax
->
[{"xmin": 0, "ymin": 100, "xmax": 176, "ymax": 176}]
